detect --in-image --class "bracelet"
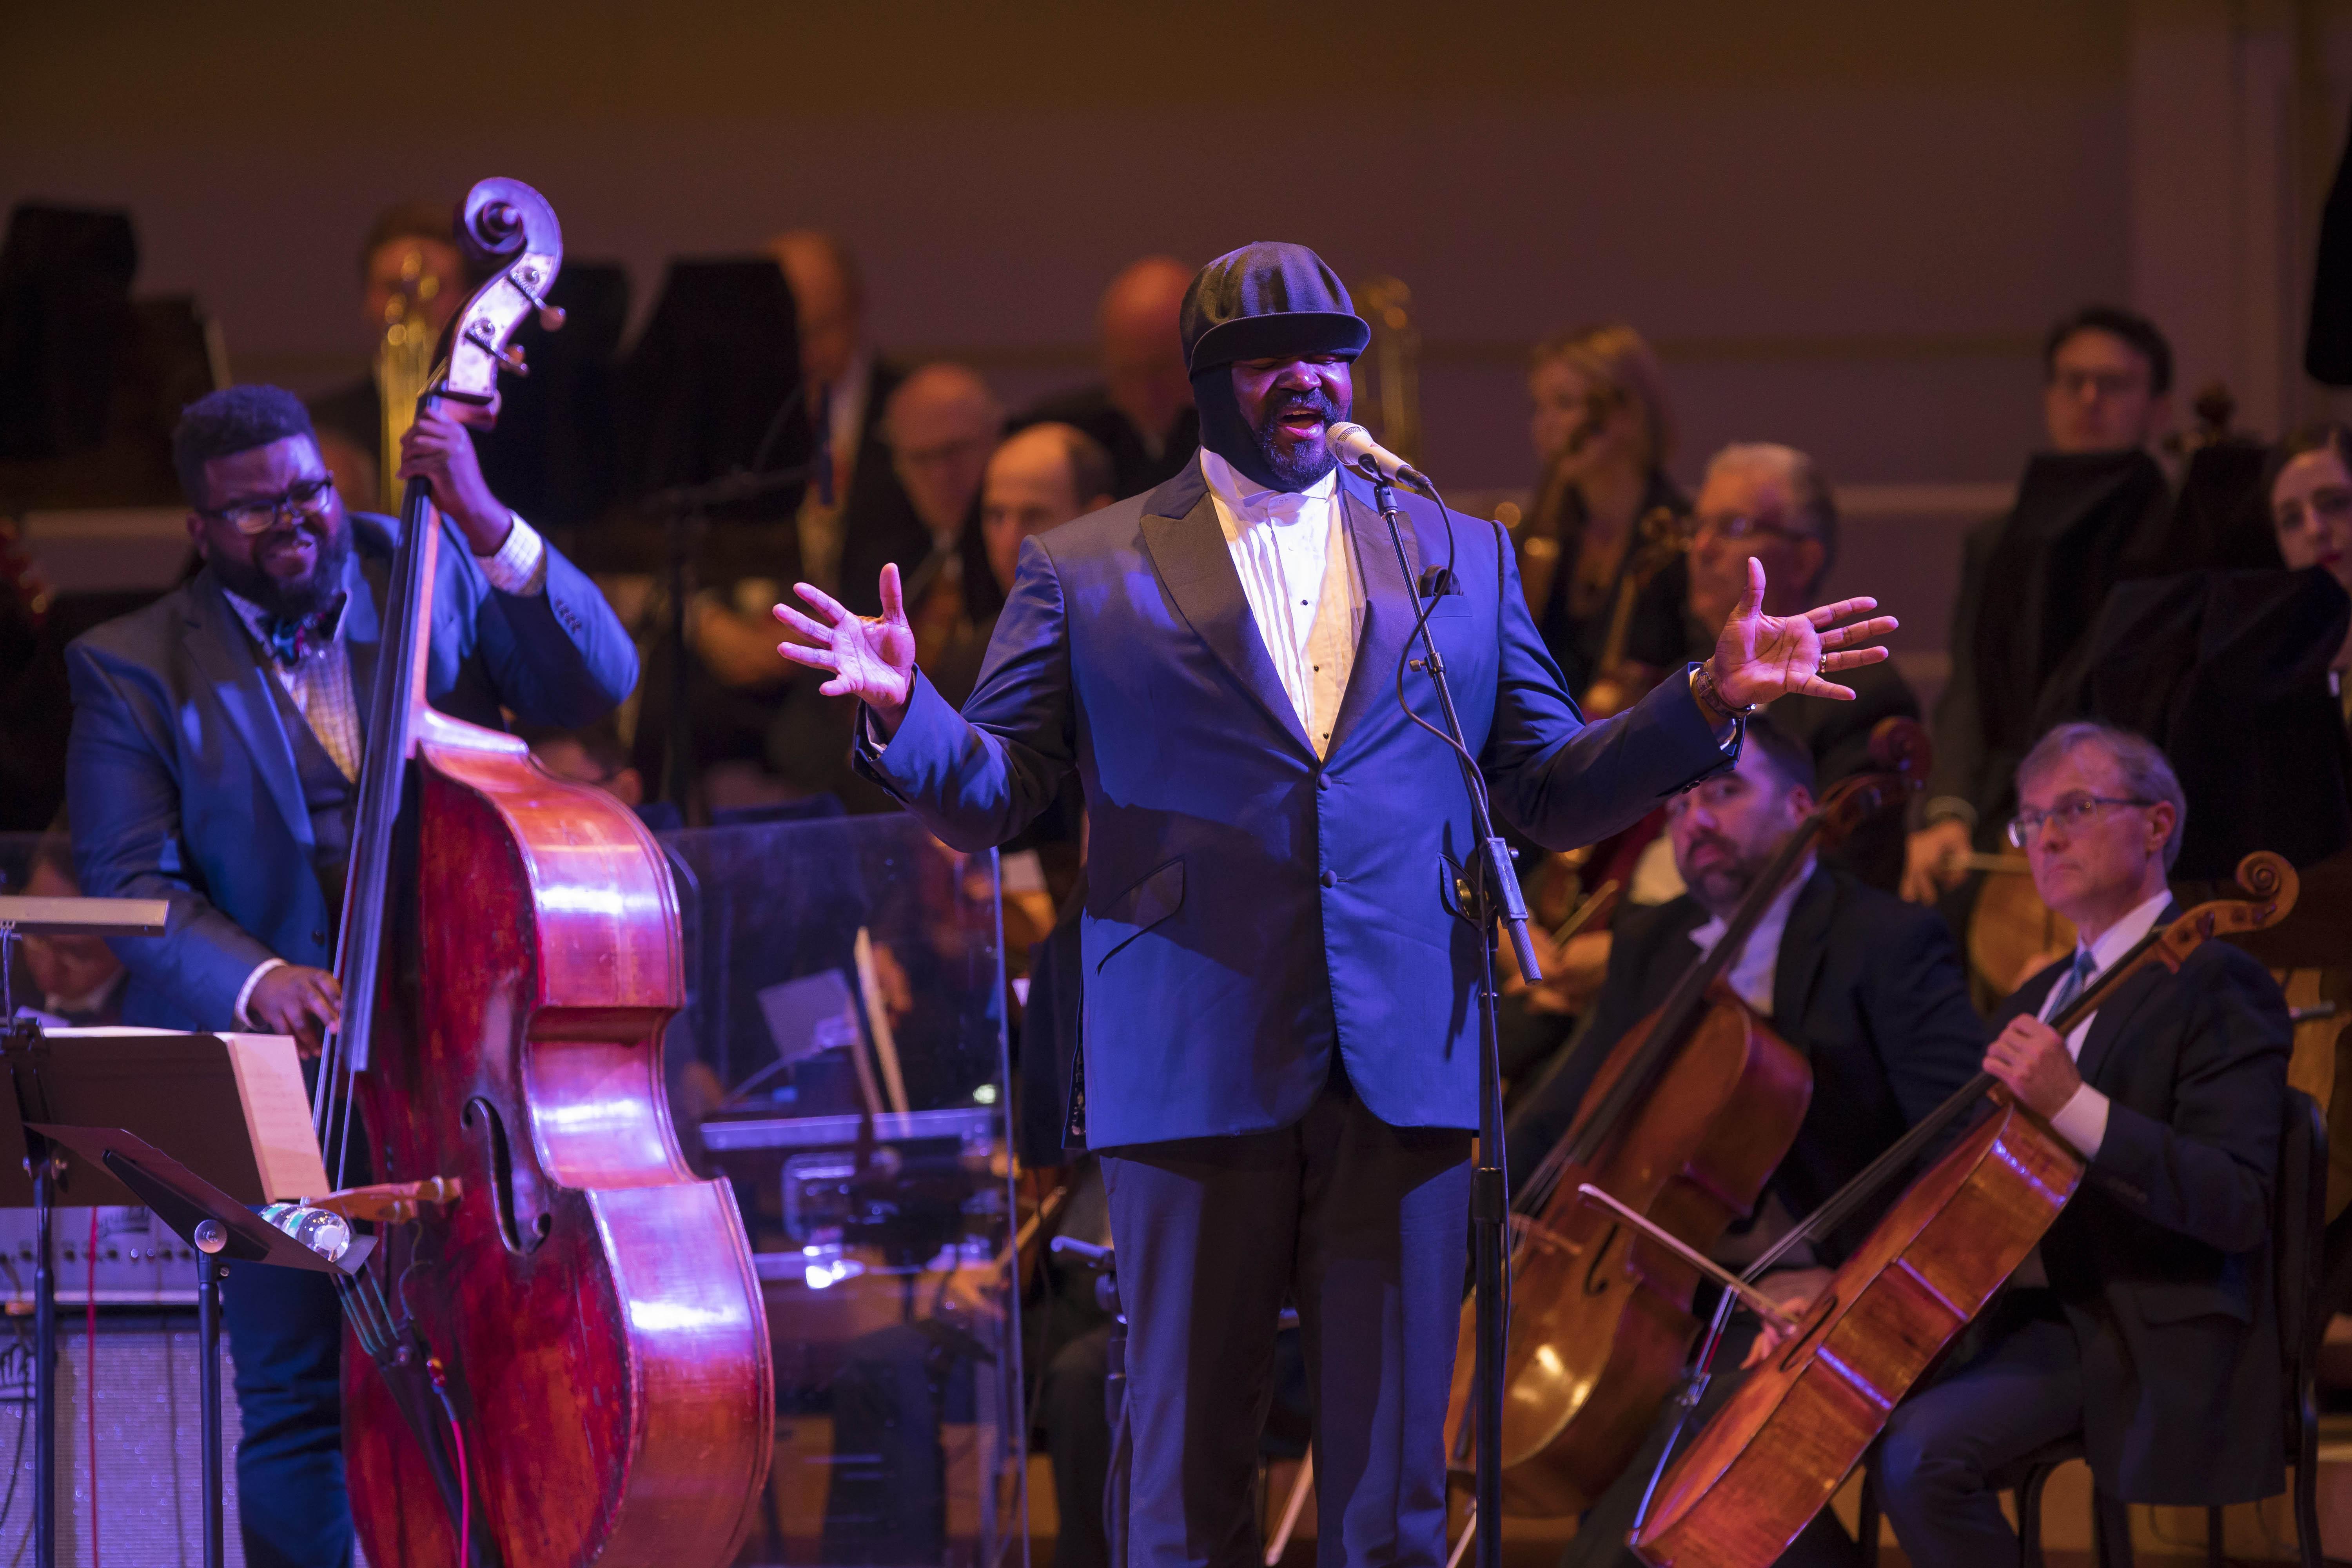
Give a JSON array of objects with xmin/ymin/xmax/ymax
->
[{"xmin": 1690, "ymin": 660, "xmax": 1761, "ymax": 723}]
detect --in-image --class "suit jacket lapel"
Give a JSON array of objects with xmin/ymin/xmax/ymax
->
[
  {"xmin": 1325, "ymin": 475, "xmax": 1420, "ymax": 757},
  {"xmin": 1136, "ymin": 463, "xmax": 1315, "ymax": 756},
  {"xmin": 185, "ymin": 571, "xmax": 314, "ymax": 849},
  {"xmin": 1770, "ymin": 867, "xmax": 1837, "ymax": 1033},
  {"xmin": 2074, "ymin": 900, "xmax": 2182, "ymax": 1087}
]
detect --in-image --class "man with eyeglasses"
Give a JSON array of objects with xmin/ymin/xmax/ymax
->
[
  {"xmin": 1905, "ymin": 305, "xmax": 2187, "ymax": 910},
  {"xmin": 62, "ymin": 383, "xmax": 635, "ymax": 1568},
  {"xmin": 1871, "ymin": 720, "xmax": 2290, "ymax": 1567},
  {"xmin": 1612, "ymin": 443, "xmax": 1920, "ymax": 888},
  {"xmin": 1510, "ymin": 717, "xmax": 1984, "ymax": 1568}
]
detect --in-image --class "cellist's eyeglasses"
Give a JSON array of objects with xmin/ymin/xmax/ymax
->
[
  {"xmin": 200, "ymin": 475, "xmax": 336, "ymax": 535},
  {"xmin": 2005, "ymin": 794, "xmax": 2155, "ymax": 848}
]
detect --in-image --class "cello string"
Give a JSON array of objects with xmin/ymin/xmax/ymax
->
[{"xmin": 1741, "ymin": 922, "xmax": 2171, "ymax": 1283}]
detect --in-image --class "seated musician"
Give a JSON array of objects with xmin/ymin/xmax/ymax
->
[
  {"xmin": 1510, "ymin": 717, "xmax": 1985, "ymax": 1568},
  {"xmin": 1872, "ymin": 721, "xmax": 2291, "ymax": 1568},
  {"xmin": 1504, "ymin": 443, "xmax": 1924, "ymax": 1067},
  {"xmin": 63, "ymin": 385, "xmax": 636, "ymax": 1568}
]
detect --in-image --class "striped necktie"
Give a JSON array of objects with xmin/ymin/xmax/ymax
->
[{"xmin": 2043, "ymin": 947, "xmax": 2098, "ymax": 1024}]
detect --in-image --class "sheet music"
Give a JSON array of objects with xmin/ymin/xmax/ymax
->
[{"xmin": 220, "ymin": 1033, "xmax": 332, "ymax": 1200}]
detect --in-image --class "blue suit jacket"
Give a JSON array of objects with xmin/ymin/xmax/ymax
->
[
  {"xmin": 65, "ymin": 511, "xmax": 638, "ymax": 1031},
  {"xmin": 857, "ymin": 462, "xmax": 1733, "ymax": 1146}
]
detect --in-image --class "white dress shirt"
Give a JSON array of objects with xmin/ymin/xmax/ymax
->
[
  {"xmin": 228, "ymin": 513, "xmax": 549, "ymax": 1024},
  {"xmin": 1684, "ymin": 855, "xmax": 1816, "ymax": 1018},
  {"xmin": 1198, "ymin": 450, "xmax": 1363, "ymax": 759},
  {"xmin": 2034, "ymin": 886, "xmax": 2173, "ymax": 1160},
  {"xmin": 2005, "ymin": 887, "xmax": 2168, "ymax": 1289}
]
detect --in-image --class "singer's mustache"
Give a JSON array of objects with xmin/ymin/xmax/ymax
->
[{"xmin": 1258, "ymin": 391, "xmax": 1341, "ymax": 430}]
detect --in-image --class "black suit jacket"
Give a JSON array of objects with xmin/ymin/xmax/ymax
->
[
  {"xmin": 835, "ymin": 358, "xmax": 940, "ymax": 616},
  {"xmin": 1508, "ymin": 867, "xmax": 1987, "ymax": 1265},
  {"xmin": 1994, "ymin": 927, "xmax": 2290, "ymax": 1503}
]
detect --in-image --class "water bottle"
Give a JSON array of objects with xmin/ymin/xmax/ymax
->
[{"xmin": 258, "ymin": 1202, "xmax": 353, "ymax": 1263}]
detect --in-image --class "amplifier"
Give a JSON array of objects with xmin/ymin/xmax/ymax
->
[
  {"xmin": 0, "ymin": 1313, "xmax": 245, "ymax": 1566},
  {"xmin": 0, "ymin": 1207, "xmax": 203, "ymax": 1305}
]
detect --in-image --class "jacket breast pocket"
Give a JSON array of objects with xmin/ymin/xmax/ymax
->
[
  {"xmin": 1419, "ymin": 593, "xmax": 1471, "ymax": 621},
  {"xmin": 1095, "ymin": 857, "xmax": 1184, "ymax": 971}
]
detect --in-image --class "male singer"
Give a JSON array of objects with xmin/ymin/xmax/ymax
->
[{"xmin": 776, "ymin": 243, "xmax": 1894, "ymax": 1568}]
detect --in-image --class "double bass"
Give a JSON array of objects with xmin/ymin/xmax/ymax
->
[
  {"xmin": 1443, "ymin": 720, "xmax": 1928, "ymax": 1515},
  {"xmin": 312, "ymin": 179, "xmax": 773, "ymax": 1566},
  {"xmin": 1629, "ymin": 851, "xmax": 2297, "ymax": 1568}
]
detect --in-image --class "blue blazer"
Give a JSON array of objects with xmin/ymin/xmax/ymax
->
[
  {"xmin": 857, "ymin": 462, "xmax": 1733, "ymax": 1146},
  {"xmin": 65, "ymin": 511, "xmax": 638, "ymax": 1031}
]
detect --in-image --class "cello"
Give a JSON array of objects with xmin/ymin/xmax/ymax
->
[
  {"xmin": 1443, "ymin": 719, "xmax": 1928, "ymax": 1516},
  {"xmin": 311, "ymin": 179, "xmax": 773, "ymax": 1567},
  {"xmin": 1628, "ymin": 851, "xmax": 2297, "ymax": 1568}
]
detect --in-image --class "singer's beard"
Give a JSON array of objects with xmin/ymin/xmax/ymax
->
[{"xmin": 1247, "ymin": 387, "xmax": 1343, "ymax": 491}]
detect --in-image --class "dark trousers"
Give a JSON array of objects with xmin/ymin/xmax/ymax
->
[
  {"xmin": 221, "ymin": 1260, "xmax": 352, "ymax": 1568},
  {"xmin": 1042, "ymin": 1324, "xmax": 1117, "ymax": 1568},
  {"xmin": 1875, "ymin": 1293, "xmax": 2085, "ymax": 1568},
  {"xmin": 1100, "ymin": 1069, "xmax": 1473, "ymax": 1568},
  {"xmin": 1558, "ymin": 1317, "xmax": 1860, "ymax": 1568}
]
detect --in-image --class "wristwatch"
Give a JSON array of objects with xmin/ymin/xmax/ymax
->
[{"xmin": 1689, "ymin": 660, "xmax": 1761, "ymax": 724}]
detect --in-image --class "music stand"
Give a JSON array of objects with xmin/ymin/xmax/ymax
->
[
  {"xmin": 28, "ymin": 1126, "xmax": 367, "ymax": 1568},
  {"xmin": 0, "ymin": 894, "xmax": 349, "ymax": 1568}
]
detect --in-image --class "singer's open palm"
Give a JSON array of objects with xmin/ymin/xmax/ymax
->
[
  {"xmin": 773, "ymin": 563, "xmax": 918, "ymax": 717},
  {"xmin": 1711, "ymin": 557, "xmax": 1897, "ymax": 708}
]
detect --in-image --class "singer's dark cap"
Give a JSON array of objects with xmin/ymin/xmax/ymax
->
[{"xmin": 1180, "ymin": 242, "xmax": 1370, "ymax": 373}]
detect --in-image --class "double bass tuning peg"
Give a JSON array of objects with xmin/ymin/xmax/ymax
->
[
  {"xmin": 497, "ymin": 344, "xmax": 530, "ymax": 377},
  {"xmin": 505, "ymin": 269, "xmax": 567, "ymax": 333}
]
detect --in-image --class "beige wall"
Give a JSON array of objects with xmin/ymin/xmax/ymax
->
[{"xmin": 5, "ymin": 2, "xmax": 2147, "ymax": 494}]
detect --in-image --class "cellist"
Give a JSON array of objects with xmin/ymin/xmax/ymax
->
[
  {"xmin": 62, "ymin": 385, "xmax": 637, "ymax": 1568},
  {"xmin": 1511, "ymin": 717, "xmax": 1985, "ymax": 1568},
  {"xmin": 1866, "ymin": 722, "xmax": 2290, "ymax": 1567}
]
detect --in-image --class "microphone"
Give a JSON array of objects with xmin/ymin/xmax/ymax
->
[{"xmin": 1325, "ymin": 421, "xmax": 1436, "ymax": 498}]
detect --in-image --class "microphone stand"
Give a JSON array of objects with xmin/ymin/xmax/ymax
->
[{"xmin": 1360, "ymin": 462, "xmax": 1539, "ymax": 1568}]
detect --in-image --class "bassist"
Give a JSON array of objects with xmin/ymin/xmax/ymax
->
[{"xmin": 63, "ymin": 385, "xmax": 635, "ymax": 1568}]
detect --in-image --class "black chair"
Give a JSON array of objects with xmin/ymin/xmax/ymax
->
[{"xmin": 1860, "ymin": 1086, "xmax": 2331, "ymax": 1568}]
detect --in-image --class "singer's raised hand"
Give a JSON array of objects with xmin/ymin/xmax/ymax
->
[
  {"xmin": 773, "ymin": 564, "xmax": 918, "ymax": 734},
  {"xmin": 1710, "ymin": 557, "xmax": 1898, "ymax": 709}
]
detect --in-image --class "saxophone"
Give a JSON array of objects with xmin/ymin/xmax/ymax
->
[{"xmin": 371, "ymin": 249, "xmax": 443, "ymax": 510}]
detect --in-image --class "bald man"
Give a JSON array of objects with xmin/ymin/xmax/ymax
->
[
  {"xmin": 932, "ymin": 421, "xmax": 1116, "ymax": 709},
  {"xmin": 1013, "ymin": 255, "xmax": 1199, "ymax": 497}
]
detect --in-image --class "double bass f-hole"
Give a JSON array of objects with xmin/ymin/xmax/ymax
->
[{"xmin": 462, "ymin": 1096, "xmax": 551, "ymax": 1255}]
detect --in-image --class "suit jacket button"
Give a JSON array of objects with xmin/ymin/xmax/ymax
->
[
  {"xmin": 1319, "ymin": 871, "xmax": 1337, "ymax": 888},
  {"xmin": 1316, "ymin": 775, "xmax": 1331, "ymax": 792},
  {"xmin": 311, "ymin": 930, "xmax": 326, "ymax": 944}
]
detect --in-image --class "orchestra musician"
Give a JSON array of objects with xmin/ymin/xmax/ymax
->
[
  {"xmin": 1519, "ymin": 323, "xmax": 1688, "ymax": 704},
  {"xmin": 775, "ymin": 241, "xmax": 1896, "ymax": 1567},
  {"xmin": 62, "ymin": 385, "xmax": 636, "ymax": 1568},
  {"xmin": 1509, "ymin": 718, "xmax": 1985, "ymax": 1568},
  {"xmin": 1866, "ymin": 720, "xmax": 2291, "ymax": 1566}
]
